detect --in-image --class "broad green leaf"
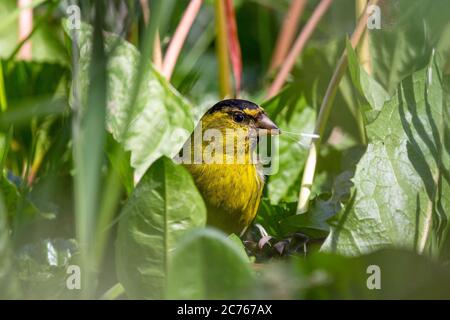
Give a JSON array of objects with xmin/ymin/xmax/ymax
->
[
  {"xmin": 167, "ymin": 228, "xmax": 252, "ymax": 299},
  {"xmin": 116, "ymin": 156, "xmax": 206, "ymax": 299},
  {"xmin": 369, "ymin": 0, "xmax": 450, "ymax": 93},
  {"xmin": 263, "ymin": 90, "xmax": 316, "ymax": 205},
  {"xmin": 322, "ymin": 56, "xmax": 450, "ymax": 256},
  {"xmin": 68, "ymin": 22, "xmax": 194, "ymax": 179}
]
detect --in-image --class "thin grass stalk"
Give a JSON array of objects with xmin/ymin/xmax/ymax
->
[
  {"xmin": 162, "ymin": 0, "xmax": 203, "ymax": 80},
  {"xmin": 215, "ymin": 0, "xmax": 232, "ymax": 98},
  {"xmin": 296, "ymin": 0, "xmax": 379, "ymax": 213},
  {"xmin": 140, "ymin": 0, "xmax": 163, "ymax": 71},
  {"xmin": 268, "ymin": 0, "xmax": 306, "ymax": 73},
  {"xmin": 0, "ymin": 63, "xmax": 7, "ymax": 112},
  {"xmin": 153, "ymin": 33, "xmax": 163, "ymax": 71},
  {"xmin": 354, "ymin": 0, "xmax": 370, "ymax": 144},
  {"xmin": 73, "ymin": 0, "xmax": 107, "ymax": 298},
  {"xmin": 92, "ymin": 0, "xmax": 175, "ymax": 286},
  {"xmin": 267, "ymin": 0, "xmax": 333, "ymax": 98},
  {"xmin": 356, "ymin": 0, "xmax": 372, "ymax": 75}
]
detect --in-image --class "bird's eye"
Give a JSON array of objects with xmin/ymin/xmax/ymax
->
[{"xmin": 233, "ymin": 112, "xmax": 245, "ymax": 123}]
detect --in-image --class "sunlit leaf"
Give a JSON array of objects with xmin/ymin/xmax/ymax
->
[
  {"xmin": 67, "ymin": 22, "xmax": 194, "ymax": 180},
  {"xmin": 322, "ymin": 55, "xmax": 450, "ymax": 255}
]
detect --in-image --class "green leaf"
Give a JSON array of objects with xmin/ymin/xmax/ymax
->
[
  {"xmin": 369, "ymin": 0, "xmax": 450, "ymax": 93},
  {"xmin": 228, "ymin": 233, "xmax": 249, "ymax": 261},
  {"xmin": 255, "ymin": 199, "xmax": 296, "ymax": 238},
  {"xmin": 262, "ymin": 90, "xmax": 316, "ymax": 205},
  {"xmin": 167, "ymin": 228, "xmax": 253, "ymax": 299},
  {"xmin": 68, "ymin": 22, "xmax": 194, "ymax": 179},
  {"xmin": 346, "ymin": 39, "xmax": 389, "ymax": 120},
  {"xmin": 115, "ymin": 156, "xmax": 206, "ymax": 299},
  {"xmin": 1, "ymin": 60, "xmax": 67, "ymax": 102},
  {"xmin": 322, "ymin": 55, "xmax": 450, "ymax": 256},
  {"xmin": 0, "ymin": 174, "xmax": 55, "ymax": 236}
]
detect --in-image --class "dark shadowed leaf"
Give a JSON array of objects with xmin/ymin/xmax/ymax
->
[{"xmin": 369, "ymin": 0, "xmax": 450, "ymax": 93}]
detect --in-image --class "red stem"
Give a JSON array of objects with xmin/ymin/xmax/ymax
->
[{"xmin": 162, "ymin": 0, "xmax": 203, "ymax": 80}]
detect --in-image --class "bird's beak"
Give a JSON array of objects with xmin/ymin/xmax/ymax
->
[{"xmin": 256, "ymin": 113, "xmax": 280, "ymax": 135}]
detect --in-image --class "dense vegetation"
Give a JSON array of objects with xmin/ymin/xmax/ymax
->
[{"xmin": 1, "ymin": 0, "xmax": 450, "ymax": 299}]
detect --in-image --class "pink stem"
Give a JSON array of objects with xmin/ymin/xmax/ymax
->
[
  {"xmin": 18, "ymin": 0, "xmax": 33, "ymax": 60},
  {"xmin": 267, "ymin": 0, "xmax": 333, "ymax": 98},
  {"xmin": 162, "ymin": 0, "xmax": 203, "ymax": 80},
  {"xmin": 269, "ymin": 0, "xmax": 307, "ymax": 73},
  {"xmin": 224, "ymin": 0, "xmax": 242, "ymax": 96}
]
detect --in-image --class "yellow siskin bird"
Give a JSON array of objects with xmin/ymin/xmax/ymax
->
[{"xmin": 178, "ymin": 99, "xmax": 280, "ymax": 235}]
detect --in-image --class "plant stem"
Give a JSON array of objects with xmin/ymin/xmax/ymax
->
[
  {"xmin": 224, "ymin": 0, "xmax": 242, "ymax": 96},
  {"xmin": 268, "ymin": 0, "xmax": 306, "ymax": 73},
  {"xmin": 354, "ymin": 0, "xmax": 370, "ymax": 144},
  {"xmin": 267, "ymin": 0, "xmax": 333, "ymax": 99},
  {"xmin": 296, "ymin": 0, "xmax": 378, "ymax": 213},
  {"xmin": 215, "ymin": 0, "xmax": 232, "ymax": 98},
  {"xmin": 18, "ymin": 0, "xmax": 33, "ymax": 60},
  {"xmin": 100, "ymin": 283, "xmax": 125, "ymax": 300},
  {"xmin": 356, "ymin": 0, "xmax": 372, "ymax": 75},
  {"xmin": 0, "ymin": 62, "xmax": 7, "ymax": 112},
  {"xmin": 153, "ymin": 32, "xmax": 163, "ymax": 71},
  {"xmin": 140, "ymin": 0, "xmax": 163, "ymax": 71},
  {"xmin": 162, "ymin": 0, "xmax": 203, "ymax": 80},
  {"xmin": 73, "ymin": 0, "xmax": 107, "ymax": 298}
]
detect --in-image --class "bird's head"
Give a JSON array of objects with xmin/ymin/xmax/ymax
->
[
  {"xmin": 178, "ymin": 99, "xmax": 279, "ymax": 165},
  {"xmin": 200, "ymin": 99, "xmax": 280, "ymax": 137}
]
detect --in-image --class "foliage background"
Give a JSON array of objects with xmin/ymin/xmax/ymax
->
[{"xmin": 0, "ymin": 0, "xmax": 449, "ymax": 299}]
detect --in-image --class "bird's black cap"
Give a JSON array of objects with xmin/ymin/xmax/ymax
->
[{"xmin": 207, "ymin": 99, "xmax": 260, "ymax": 114}]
